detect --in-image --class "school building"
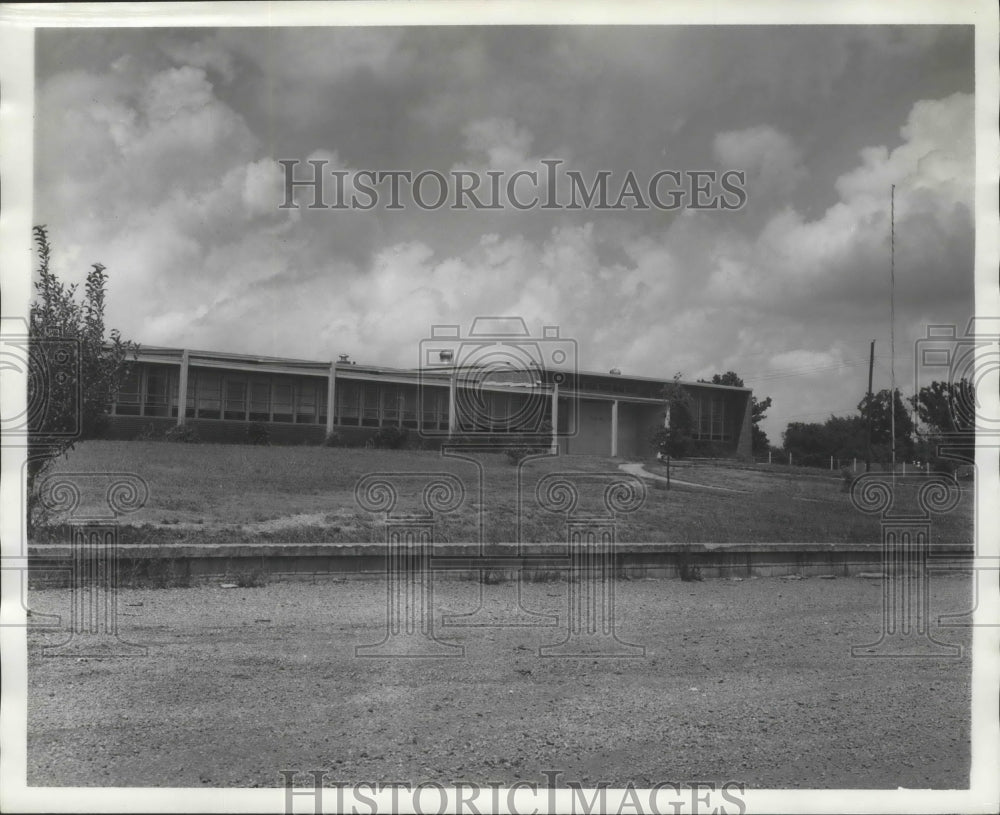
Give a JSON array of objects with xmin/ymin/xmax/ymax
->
[{"xmin": 105, "ymin": 343, "xmax": 753, "ymax": 459}]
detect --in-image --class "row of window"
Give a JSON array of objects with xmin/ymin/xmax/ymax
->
[
  {"xmin": 690, "ymin": 394, "xmax": 730, "ymax": 441},
  {"xmin": 113, "ymin": 365, "xmax": 455, "ymax": 428}
]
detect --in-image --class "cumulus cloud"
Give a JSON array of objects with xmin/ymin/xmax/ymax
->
[
  {"xmin": 31, "ymin": 28, "xmax": 975, "ymax": 446},
  {"xmin": 714, "ymin": 125, "xmax": 807, "ymax": 201}
]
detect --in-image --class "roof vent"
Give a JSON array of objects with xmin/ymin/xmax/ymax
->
[
  {"xmin": 338, "ymin": 354, "xmax": 351, "ymax": 363},
  {"xmin": 609, "ymin": 368, "xmax": 622, "ymax": 376}
]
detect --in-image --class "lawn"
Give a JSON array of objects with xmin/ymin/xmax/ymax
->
[{"xmin": 34, "ymin": 441, "xmax": 975, "ymax": 546}]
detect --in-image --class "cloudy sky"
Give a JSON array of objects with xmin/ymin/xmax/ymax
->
[{"xmin": 34, "ymin": 24, "xmax": 975, "ymax": 444}]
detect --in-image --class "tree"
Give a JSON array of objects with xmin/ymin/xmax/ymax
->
[
  {"xmin": 909, "ymin": 379, "xmax": 976, "ymax": 471},
  {"xmin": 652, "ymin": 373, "xmax": 695, "ymax": 458},
  {"xmin": 28, "ymin": 225, "xmax": 137, "ymax": 528},
  {"xmin": 704, "ymin": 371, "xmax": 773, "ymax": 455},
  {"xmin": 857, "ymin": 387, "xmax": 914, "ymax": 462},
  {"xmin": 782, "ymin": 414, "xmax": 867, "ymax": 467},
  {"xmin": 910, "ymin": 379, "xmax": 975, "ymax": 437}
]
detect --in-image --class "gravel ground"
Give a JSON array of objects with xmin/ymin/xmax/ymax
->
[{"xmin": 26, "ymin": 573, "xmax": 972, "ymax": 789}]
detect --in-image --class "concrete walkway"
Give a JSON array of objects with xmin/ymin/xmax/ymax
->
[{"xmin": 618, "ymin": 461, "xmax": 750, "ymax": 493}]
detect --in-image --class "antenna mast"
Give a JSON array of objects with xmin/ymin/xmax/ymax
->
[{"xmin": 890, "ymin": 185, "xmax": 896, "ymax": 474}]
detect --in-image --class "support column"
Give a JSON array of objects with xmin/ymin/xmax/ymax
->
[
  {"xmin": 610, "ymin": 400, "xmax": 619, "ymax": 457},
  {"xmin": 448, "ymin": 373, "xmax": 457, "ymax": 435},
  {"xmin": 550, "ymin": 381, "xmax": 559, "ymax": 454},
  {"xmin": 176, "ymin": 349, "xmax": 189, "ymax": 426},
  {"xmin": 326, "ymin": 361, "xmax": 336, "ymax": 436}
]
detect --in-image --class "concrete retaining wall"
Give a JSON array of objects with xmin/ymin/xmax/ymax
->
[{"xmin": 27, "ymin": 542, "xmax": 973, "ymax": 586}]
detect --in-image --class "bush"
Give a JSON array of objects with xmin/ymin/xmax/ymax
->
[
  {"xmin": 323, "ymin": 430, "xmax": 341, "ymax": 447},
  {"xmin": 505, "ymin": 446, "xmax": 538, "ymax": 465},
  {"xmin": 135, "ymin": 422, "xmax": 165, "ymax": 441},
  {"xmin": 244, "ymin": 423, "xmax": 270, "ymax": 445},
  {"xmin": 840, "ymin": 467, "xmax": 853, "ymax": 492},
  {"xmin": 371, "ymin": 426, "xmax": 409, "ymax": 449},
  {"xmin": 164, "ymin": 424, "xmax": 200, "ymax": 443},
  {"xmin": 235, "ymin": 569, "xmax": 267, "ymax": 588}
]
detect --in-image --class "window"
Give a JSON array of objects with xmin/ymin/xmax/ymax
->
[
  {"xmin": 361, "ymin": 383, "xmax": 380, "ymax": 427},
  {"xmin": 272, "ymin": 378, "xmax": 294, "ymax": 423},
  {"xmin": 185, "ymin": 371, "xmax": 197, "ymax": 418},
  {"xmin": 249, "ymin": 379, "xmax": 270, "ymax": 422},
  {"xmin": 318, "ymin": 381, "xmax": 328, "ymax": 426},
  {"xmin": 196, "ymin": 372, "xmax": 221, "ymax": 419},
  {"xmin": 338, "ymin": 381, "xmax": 361, "ymax": 425},
  {"xmin": 400, "ymin": 386, "xmax": 418, "ymax": 429},
  {"xmin": 144, "ymin": 367, "xmax": 171, "ymax": 417},
  {"xmin": 116, "ymin": 368, "xmax": 142, "ymax": 415},
  {"xmin": 169, "ymin": 374, "xmax": 179, "ymax": 418},
  {"xmin": 421, "ymin": 387, "xmax": 449, "ymax": 430},
  {"xmin": 693, "ymin": 393, "xmax": 728, "ymax": 441},
  {"xmin": 296, "ymin": 379, "xmax": 317, "ymax": 424},
  {"xmin": 224, "ymin": 378, "xmax": 247, "ymax": 420},
  {"xmin": 382, "ymin": 385, "xmax": 401, "ymax": 427}
]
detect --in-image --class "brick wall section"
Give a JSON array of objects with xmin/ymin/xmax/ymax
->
[
  {"xmin": 736, "ymin": 391, "xmax": 753, "ymax": 460},
  {"xmin": 103, "ymin": 415, "xmax": 448, "ymax": 448}
]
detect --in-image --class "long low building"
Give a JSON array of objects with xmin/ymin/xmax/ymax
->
[{"xmin": 105, "ymin": 344, "xmax": 753, "ymax": 459}]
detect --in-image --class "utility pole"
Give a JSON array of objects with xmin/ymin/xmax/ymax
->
[{"xmin": 865, "ymin": 339, "xmax": 875, "ymax": 473}]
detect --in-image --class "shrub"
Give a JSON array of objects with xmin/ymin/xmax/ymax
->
[
  {"xmin": 840, "ymin": 467, "xmax": 853, "ymax": 492},
  {"xmin": 371, "ymin": 426, "xmax": 409, "ymax": 449},
  {"xmin": 164, "ymin": 423, "xmax": 200, "ymax": 443},
  {"xmin": 244, "ymin": 422, "xmax": 270, "ymax": 445},
  {"xmin": 235, "ymin": 569, "xmax": 267, "ymax": 588},
  {"xmin": 323, "ymin": 430, "xmax": 341, "ymax": 447},
  {"xmin": 505, "ymin": 446, "xmax": 537, "ymax": 465},
  {"xmin": 135, "ymin": 422, "xmax": 165, "ymax": 441}
]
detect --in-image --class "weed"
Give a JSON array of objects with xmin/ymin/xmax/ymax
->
[{"xmin": 235, "ymin": 569, "xmax": 267, "ymax": 588}]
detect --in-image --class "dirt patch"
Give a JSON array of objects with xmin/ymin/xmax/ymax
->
[{"xmin": 25, "ymin": 574, "xmax": 972, "ymax": 789}]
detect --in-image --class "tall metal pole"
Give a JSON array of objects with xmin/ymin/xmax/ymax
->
[
  {"xmin": 890, "ymin": 185, "xmax": 896, "ymax": 475},
  {"xmin": 865, "ymin": 339, "xmax": 875, "ymax": 473}
]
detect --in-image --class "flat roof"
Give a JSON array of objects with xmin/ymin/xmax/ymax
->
[{"xmin": 129, "ymin": 344, "xmax": 750, "ymax": 393}]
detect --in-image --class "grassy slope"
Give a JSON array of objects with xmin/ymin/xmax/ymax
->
[{"xmin": 36, "ymin": 441, "xmax": 974, "ymax": 545}]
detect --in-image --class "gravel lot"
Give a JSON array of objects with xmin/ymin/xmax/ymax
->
[{"xmin": 27, "ymin": 573, "xmax": 972, "ymax": 789}]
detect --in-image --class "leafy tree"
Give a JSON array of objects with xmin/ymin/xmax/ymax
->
[
  {"xmin": 28, "ymin": 225, "xmax": 136, "ymax": 527},
  {"xmin": 857, "ymin": 387, "xmax": 915, "ymax": 462},
  {"xmin": 704, "ymin": 371, "xmax": 773, "ymax": 455},
  {"xmin": 910, "ymin": 379, "xmax": 975, "ymax": 437},
  {"xmin": 908, "ymin": 379, "xmax": 976, "ymax": 470},
  {"xmin": 652, "ymin": 373, "xmax": 695, "ymax": 457},
  {"xmin": 781, "ymin": 421, "xmax": 830, "ymax": 467}
]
